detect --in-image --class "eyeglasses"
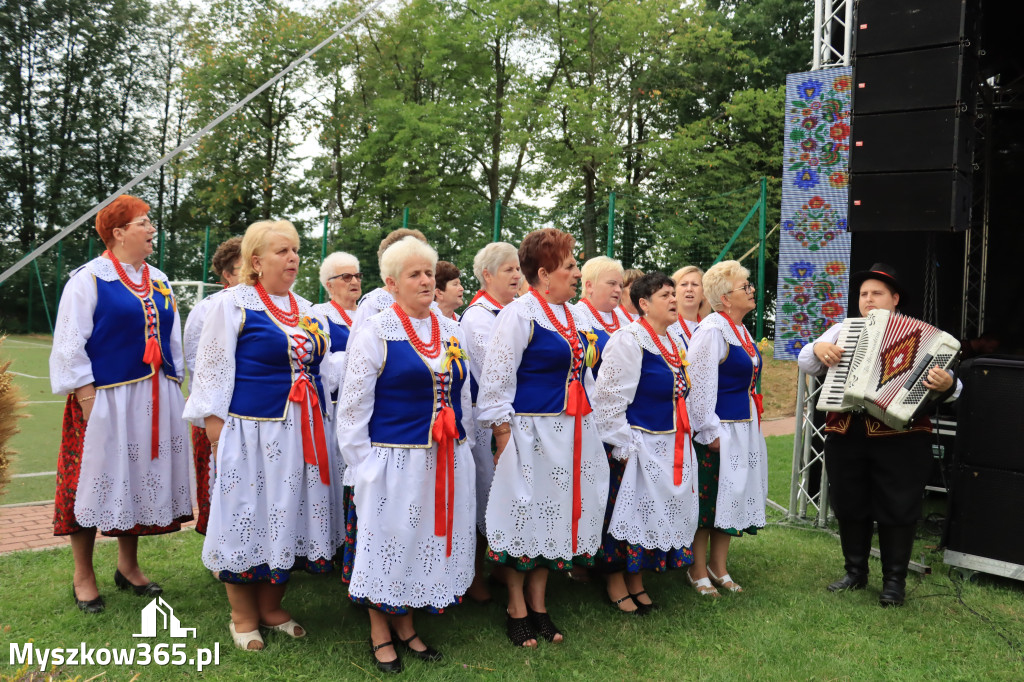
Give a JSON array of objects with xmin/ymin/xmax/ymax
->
[
  {"xmin": 730, "ymin": 283, "xmax": 755, "ymax": 293},
  {"xmin": 328, "ymin": 272, "xmax": 363, "ymax": 283},
  {"xmin": 124, "ymin": 217, "xmax": 153, "ymax": 229}
]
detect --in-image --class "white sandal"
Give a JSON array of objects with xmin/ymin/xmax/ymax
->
[
  {"xmin": 261, "ymin": 619, "xmax": 306, "ymax": 638},
  {"xmin": 706, "ymin": 565, "xmax": 743, "ymax": 593},
  {"xmin": 229, "ymin": 622, "xmax": 265, "ymax": 651},
  {"xmin": 686, "ymin": 568, "xmax": 720, "ymax": 597}
]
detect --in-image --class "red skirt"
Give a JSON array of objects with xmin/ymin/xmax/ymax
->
[
  {"xmin": 53, "ymin": 395, "xmax": 187, "ymax": 537},
  {"xmin": 191, "ymin": 425, "xmax": 212, "ymax": 535}
]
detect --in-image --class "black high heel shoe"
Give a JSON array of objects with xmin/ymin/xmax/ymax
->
[
  {"xmin": 369, "ymin": 639, "xmax": 403, "ymax": 674},
  {"xmin": 72, "ymin": 584, "xmax": 105, "ymax": 614},
  {"xmin": 391, "ymin": 629, "xmax": 443, "ymax": 662},
  {"xmin": 114, "ymin": 569, "xmax": 163, "ymax": 596}
]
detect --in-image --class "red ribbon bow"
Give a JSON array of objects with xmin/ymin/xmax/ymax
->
[
  {"xmin": 431, "ymin": 406, "xmax": 459, "ymax": 557},
  {"xmin": 288, "ymin": 374, "xmax": 331, "ymax": 485},
  {"xmin": 142, "ymin": 336, "xmax": 162, "ymax": 460},
  {"xmin": 673, "ymin": 396, "xmax": 694, "ymax": 490},
  {"xmin": 565, "ymin": 380, "xmax": 592, "ymax": 554},
  {"xmin": 752, "ymin": 392, "xmax": 764, "ymax": 426}
]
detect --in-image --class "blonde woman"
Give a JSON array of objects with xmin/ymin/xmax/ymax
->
[
  {"xmin": 619, "ymin": 268, "xmax": 644, "ymax": 321},
  {"xmin": 669, "ymin": 265, "xmax": 706, "ymax": 347}
]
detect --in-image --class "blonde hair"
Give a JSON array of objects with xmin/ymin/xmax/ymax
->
[
  {"xmin": 240, "ymin": 220, "xmax": 300, "ymax": 285},
  {"xmin": 377, "ymin": 228, "xmax": 427, "ymax": 267},
  {"xmin": 473, "ymin": 242, "xmax": 519, "ymax": 285},
  {"xmin": 671, "ymin": 265, "xmax": 703, "ymax": 284},
  {"xmin": 622, "ymin": 268, "xmax": 644, "ymax": 288},
  {"xmin": 319, "ymin": 251, "xmax": 359, "ymax": 288},
  {"xmin": 380, "ymin": 236, "xmax": 438, "ymax": 283},
  {"xmin": 702, "ymin": 260, "xmax": 750, "ymax": 311},
  {"xmin": 580, "ymin": 256, "xmax": 624, "ymax": 297}
]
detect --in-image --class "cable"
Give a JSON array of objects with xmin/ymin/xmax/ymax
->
[{"xmin": 0, "ymin": 0, "xmax": 389, "ymax": 287}]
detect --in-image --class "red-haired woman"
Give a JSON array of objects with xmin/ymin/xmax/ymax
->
[
  {"xmin": 50, "ymin": 195, "xmax": 193, "ymax": 613},
  {"xmin": 477, "ymin": 228, "xmax": 608, "ymax": 648}
]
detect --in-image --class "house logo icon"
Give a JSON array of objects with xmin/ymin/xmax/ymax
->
[{"xmin": 133, "ymin": 597, "xmax": 197, "ymax": 638}]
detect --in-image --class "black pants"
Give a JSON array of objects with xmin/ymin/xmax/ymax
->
[{"xmin": 824, "ymin": 416, "xmax": 933, "ymax": 526}]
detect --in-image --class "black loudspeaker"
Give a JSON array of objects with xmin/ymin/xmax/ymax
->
[
  {"xmin": 853, "ymin": 46, "xmax": 975, "ymax": 114},
  {"xmin": 944, "ymin": 466, "xmax": 1024, "ymax": 566},
  {"xmin": 954, "ymin": 357, "xmax": 1024, "ymax": 473},
  {"xmin": 855, "ymin": 0, "xmax": 975, "ymax": 56},
  {"xmin": 849, "ymin": 171, "xmax": 970, "ymax": 231},
  {"xmin": 850, "ymin": 109, "xmax": 973, "ymax": 173}
]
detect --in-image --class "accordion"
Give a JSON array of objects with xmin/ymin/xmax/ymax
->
[{"xmin": 816, "ymin": 309, "xmax": 960, "ymax": 430}]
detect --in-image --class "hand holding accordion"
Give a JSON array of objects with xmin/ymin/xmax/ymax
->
[{"xmin": 816, "ymin": 309, "xmax": 960, "ymax": 430}]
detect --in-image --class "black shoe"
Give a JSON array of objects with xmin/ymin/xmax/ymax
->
[
  {"xmin": 506, "ymin": 613, "xmax": 536, "ymax": 648},
  {"xmin": 392, "ymin": 630, "xmax": 443, "ymax": 662},
  {"xmin": 629, "ymin": 591, "xmax": 657, "ymax": 613},
  {"xmin": 609, "ymin": 593, "xmax": 646, "ymax": 616},
  {"xmin": 526, "ymin": 605, "xmax": 563, "ymax": 643},
  {"xmin": 877, "ymin": 523, "xmax": 917, "ymax": 608},
  {"xmin": 370, "ymin": 640, "xmax": 402, "ymax": 673},
  {"xmin": 72, "ymin": 584, "xmax": 105, "ymax": 614},
  {"xmin": 827, "ymin": 573, "xmax": 869, "ymax": 592},
  {"xmin": 114, "ymin": 569, "xmax": 163, "ymax": 596}
]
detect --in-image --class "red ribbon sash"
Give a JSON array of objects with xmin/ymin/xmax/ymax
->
[
  {"xmin": 565, "ymin": 379, "xmax": 592, "ymax": 554},
  {"xmin": 673, "ymin": 396, "xmax": 694, "ymax": 490},
  {"xmin": 288, "ymin": 375, "xmax": 331, "ymax": 485},
  {"xmin": 142, "ymin": 336, "xmax": 162, "ymax": 460},
  {"xmin": 431, "ymin": 406, "xmax": 458, "ymax": 557},
  {"xmin": 752, "ymin": 392, "xmax": 764, "ymax": 426}
]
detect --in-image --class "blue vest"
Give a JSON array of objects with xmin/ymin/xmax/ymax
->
[
  {"xmin": 512, "ymin": 323, "xmax": 590, "ymax": 415},
  {"xmin": 590, "ymin": 326, "xmax": 611, "ymax": 377},
  {"xmin": 325, "ymin": 317, "xmax": 350, "ymax": 404},
  {"xmin": 716, "ymin": 341, "xmax": 761, "ymax": 421},
  {"xmin": 464, "ymin": 303, "xmax": 499, "ymax": 404},
  {"xmin": 228, "ymin": 309, "xmax": 327, "ymax": 420},
  {"xmin": 368, "ymin": 339, "xmax": 467, "ymax": 447},
  {"xmin": 626, "ymin": 347, "xmax": 685, "ymax": 433},
  {"xmin": 87, "ymin": 276, "xmax": 178, "ymax": 388}
]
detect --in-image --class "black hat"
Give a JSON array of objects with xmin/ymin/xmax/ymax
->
[{"xmin": 849, "ymin": 262, "xmax": 904, "ymax": 300}]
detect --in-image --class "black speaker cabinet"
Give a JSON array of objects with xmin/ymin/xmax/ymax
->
[
  {"xmin": 849, "ymin": 170, "xmax": 971, "ymax": 231},
  {"xmin": 944, "ymin": 466, "xmax": 1024, "ymax": 566},
  {"xmin": 850, "ymin": 109, "xmax": 973, "ymax": 173},
  {"xmin": 855, "ymin": 0, "xmax": 976, "ymax": 56},
  {"xmin": 955, "ymin": 357, "xmax": 1024, "ymax": 473},
  {"xmin": 853, "ymin": 45, "xmax": 975, "ymax": 114}
]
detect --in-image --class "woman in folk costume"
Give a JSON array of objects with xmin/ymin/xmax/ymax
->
[
  {"xmin": 336, "ymin": 236, "xmax": 475, "ymax": 673},
  {"xmin": 351, "ymin": 228, "xmax": 439, "ymax": 328},
  {"xmin": 593, "ymin": 273, "xmax": 699, "ymax": 614},
  {"xmin": 799, "ymin": 263, "xmax": 958, "ymax": 607},
  {"xmin": 573, "ymin": 256, "xmax": 632, "ymax": 378},
  {"xmin": 619, "ymin": 268, "xmax": 644, "ymax": 322},
  {"xmin": 685, "ymin": 260, "xmax": 768, "ymax": 596},
  {"xmin": 434, "ymin": 260, "xmax": 465, "ymax": 321},
  {"xmin": 311, "ymin": 251, "xmax": 361, "ymax": 546},
  {"xmin": 50, "ymin": 195, "xmax": 193, "ymax": 614},
  {"xmin": 184, "ymin": 236, "xmax": 242, "ymax": 536},
  {"xmin": 668, "ymin": 265, "xmax": 707, "ymax": 347},
  {"xmin": 460, "ymin": 241, "xmax": 522, "ymax": 603},
  {"xmin": 477, "ymin": 228, "xmax": 608, "ymax": 648},
  {"xmin": 184, "ymin": 220, "xmax": 341, "ymax": 651}
]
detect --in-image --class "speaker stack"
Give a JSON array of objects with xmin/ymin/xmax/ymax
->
[
  {"xmin": 849, "ymin": 0, "xmax": 979, "ymax": 232},
  {"xmin": 944, "ymin": 357, "xmax": 1024, "ymax": 578}
]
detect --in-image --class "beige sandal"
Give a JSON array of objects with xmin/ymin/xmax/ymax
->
[
  {"xmin": 260, "ymin": 619, "xmax": 306, "ymax": 638},
  {"xmin": 686, "ymin": 568, "xmax": 720, "ymax": 597},
  {"xmin": 706, "ymin": 565, "xmax": 743, "ymax": 593},
  {"xmin": 230, "ymin": 622, "xmax": 265, "ymax": 650}
]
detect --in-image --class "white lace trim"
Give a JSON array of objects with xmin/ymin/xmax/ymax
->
[
  {"xmin": 80, "ymin": 257, "xmax": 169, "ymax": 284},
  {"xmin": 229, "ymin": 284, "xmax": 316, "ymax": 317},
  {"xmin": 623, "ymin": 321, "xmax": 686, "ymax": 357},
  {"xmin": 311, "ymin": 301, "xmax": 352, "ymax": 328},
  {"xmin": 699, "ymin": 313, "xmax": 759, "ymax": 366},
  {"xmin": 516, "ymin": 293, "xmax": 591, "ymax": 334},
  {"xmin": 359, "ymin": 287, "xmax": 394, "ymax": 313},
  {"xmin": 371, "ymin": 306, "xmax": 462, "ymax": 342}
]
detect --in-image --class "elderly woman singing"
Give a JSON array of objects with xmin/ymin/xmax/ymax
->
[
  {"xmin": 51, "ymin": 195, "xmax": 193, "ymax": 614},
  {"xmin": 685, "ymin": 260, "xmax": 767, "ymax": 597},
  {"xmin": 184, "ymin": 220, "xmax": 341, "ymax": 651},
  {"xmin": 477, "ymin": 228, "xmax": 608, "ymax": 648},
  {"xmin": 337, "ymin": 236, "xmax": 475, "ymax": 673}
]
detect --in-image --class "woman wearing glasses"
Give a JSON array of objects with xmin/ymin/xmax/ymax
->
[
  {"xmin": 50, "ymin": 195, "xmax": 193, "ymax": 613},
  {"xmin": 684, "ymin": 260, "xmax": 767, "ymax": 597}
]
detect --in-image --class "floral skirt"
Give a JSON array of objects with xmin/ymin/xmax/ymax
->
[
  {"xmin": 218, "ymin": 557, "xmax": 334, "ymax": 585},
  {"xmin": 696, "ymin": 441, "xmax": 758, "ymax": 537},
  {"xmin": 596, "ymin": 451, "xmax": 693, "ymax": 574},
  {"xmin": 486, "ymin": 548, "xmax": 594, "ymax": 573},
  {"xmin": 53, "ymin": 395, "xmax": 185, "ymax": 537},
  {"xmin": 191, "ymin": 425, "xmax": 212, "ymax": 536}
]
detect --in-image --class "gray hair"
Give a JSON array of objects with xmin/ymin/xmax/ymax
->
[
  {"xmin": 319, "ymin": 251, "xmax": 360, "ymax": 288},
  {"xmin": 473, "ymin": 242, "xmax": 519, "ymax": 285},
  {"xmin": 380, "ymin": 236, "xmax": 438, "ymax": 282},
  {"xmin": 703, "ymin": 260, "xmax": 750, "ymax": 311}
]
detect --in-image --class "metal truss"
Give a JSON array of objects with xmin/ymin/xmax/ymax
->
[
  {"xmin": 961, "ymin": 84, "xmax": 993, "ymax": 339},
  {"xmin": 812, "ymin": 0, "xmax": 853, "ymax": 70},
  {"xmin": 788, "ymin": 371, "xmax": 831, "ymax": 527},
  {"xmin": 923, "ymin": 235, "xmax": 939, "ymax": 326}
]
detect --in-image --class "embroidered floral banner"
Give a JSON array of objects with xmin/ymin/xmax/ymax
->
[{"xmin": 774, "ymin": 67, "xmax": 853, "ymax": 361}]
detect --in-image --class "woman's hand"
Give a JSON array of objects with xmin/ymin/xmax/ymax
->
[
  {"xmin": 205, "ymin": 416, "xmax": 225, "ymax": 452},
  {"xmin": 813, "ymin": 341, "xmax": 845, "ymax": 368},
  {"xmin": 75, "ymin": 385, "xmax": 96, "ymax": 422},
  {"xmin": 709, "ymin": 437, "xmax": 721, "ymax": 453},
  {"xmin": 492, "ymin": 427, "xmax": 511, "ymax": 466},
  {"xmin": 923, "ymin": 366, "xmax": 954, "ymax": 393}
]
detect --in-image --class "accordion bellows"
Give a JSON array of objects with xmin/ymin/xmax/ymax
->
[{"xmin": 817, "ymin": 309, "xmax": 960, "ymax": 430}]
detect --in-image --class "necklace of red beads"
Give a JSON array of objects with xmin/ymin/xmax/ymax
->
[
  {"xmin": 640, "ymin": 317, "xmax": 682, "ymax": 368},
  {"xmin": 582, "ymin": 298, "xmax": 620, "ymax": 334},
  {"xmin": 329, "ymin": 300, "xmax": 354, "ymax": 326},
  {"xmin": 256, "ymin": 281, "xmax": 300, "ymax": 327},
  {"xmin": 618, "ymin": 304, "xmax": 635, "ymax": 322},
  {"xmin": 677, "ymin": 313, "xmax": 702, "ymax": 340},
  {"xmin": 105, "ymin": 250, "xmax": 151, "ymax": 297},
  {"xmin": 719, "ymin": 311, "xmax": 756, "ymax": 358},
  {"xmin": 392, "ymin": 302, "xmax": 442, "ymax": 358},
  {"xmin": 468, "ymin": 290, "xmax": 506, "ymax": 310},
  {"xmin": 530, "ymin": 288, "xmax": 583, "ymax": 361}
]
